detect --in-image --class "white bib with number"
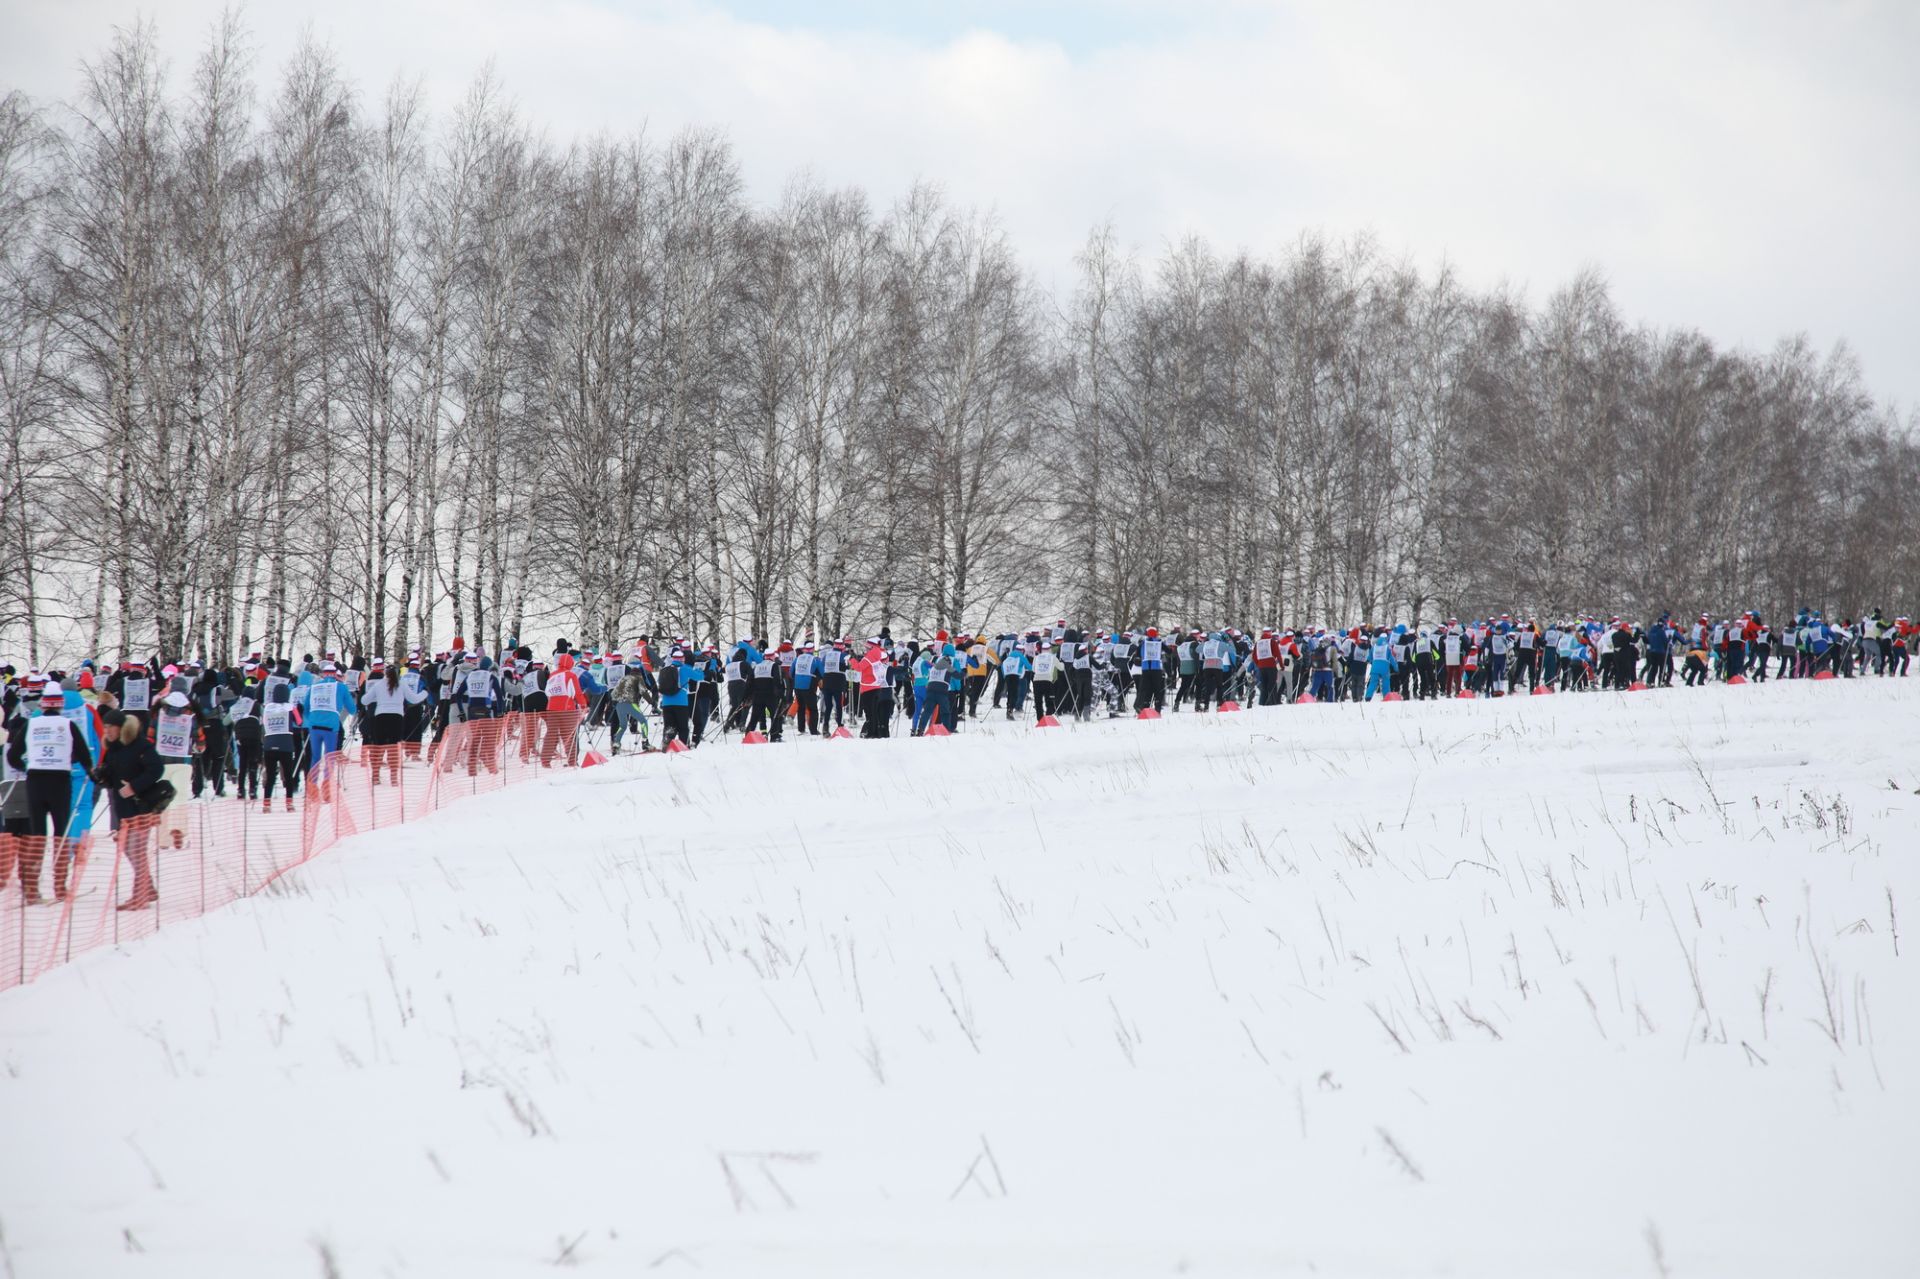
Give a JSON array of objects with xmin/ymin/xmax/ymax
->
[
  {"xmin": 308, "ymin": 682, "xmax": 338, "ymax": 714},
  {"xmin": 263, "ymin": 703, "xmax": 292, "ymax": 736},
  {"xmin": 27, "ymin": 716, "xmax": 73, "ymax": 770},
  {"xmin": 123, "ymin": 677, "xmax": 150, "ymax": 711},
  {"xmin": 156, "ymin": 711, "xmax": 194, "ymax": 758}
]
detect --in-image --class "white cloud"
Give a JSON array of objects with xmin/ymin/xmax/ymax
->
[{"xmin": 7, "ymin": 0, "xmax": 1917, "ymax": 404}]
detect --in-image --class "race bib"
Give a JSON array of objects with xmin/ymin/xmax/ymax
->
[
  {"xmin": 123, "ymin": 677, "xmax": 150, "ymax": 711},
  {"xmin": 545, "ymin": 673, "xmax": 571, "ymax": 700},
  {"xmin": 156, "ymin": 711, "xmax": 193, "ymax": 758},
  {"xmin": 263, "ymin": 704, "xmax": 292, "ymax": 736},
  {"xmin": 27, "ymin": 716, "xmax": 72, "ymax": 770},
  {"xmin": 230, "ymin": 697, "xmax": 257, "ymax": 720},
  {"xmin": 309, "ymin": 682, "xmax": 338, "ymax": 713}
]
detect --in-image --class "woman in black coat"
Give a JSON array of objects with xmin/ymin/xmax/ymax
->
[{"xmin": 94, "ymin": 714, "xmax": 168, "ymax": 910}]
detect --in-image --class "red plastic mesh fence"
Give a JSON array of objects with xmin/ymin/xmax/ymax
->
[{"xmin": 0, "ymin": 710, "xmax": 598, "ymax": 992}]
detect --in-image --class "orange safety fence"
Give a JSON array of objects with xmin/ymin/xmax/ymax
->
[{"xmin": 0, "ymin": 709, "xmax": 600, "ymax": 993}]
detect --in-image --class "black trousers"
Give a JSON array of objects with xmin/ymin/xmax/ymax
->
[
  {"xmin": 236, "ymin": 738, "xmax": 263, "ymax": 797},
  {"xmin": 663, "ymin": 704, "xmax": 693, "ymax": 747},
  {"xmin": 14, "ymin": 771, "xmax": 77, "ymax": 897},
  {"xmin": 860, "ymin": 689, "xmax": 893, "ymax": 738},
  {"xmin": 263, "ymin": 748, "xmax": 300, "ymax": 798},
  {"xmin": 747, "ymin": 684, "xmax": 785, "ymax": 740},
  {"xmin": 195, "ymin": 726, "xmax": 228, "ymax": 797},
  {"xmin": 820, "ymin": 674, "xmax": 847, "ymax": 727},
  {"xmin": 723, "ymin": 682, "xmax": 751, "ymax": 732},
  {"xmin": 1133, "ymin": 668, "xmax": 1166, "ymax": 712},
  {"xmin": 25, "ymin": 770, "xmax": 74, "ymax": 842}
]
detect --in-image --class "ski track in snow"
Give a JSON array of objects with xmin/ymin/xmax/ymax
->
[{"xmin": 3, "ymin": 681, "xmax": 1918, "ymax": 1276}]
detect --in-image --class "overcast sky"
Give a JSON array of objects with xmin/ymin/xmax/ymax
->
[{"xmin": 8, "ymin": 0, "xmax": 1917, "ymax": 407}]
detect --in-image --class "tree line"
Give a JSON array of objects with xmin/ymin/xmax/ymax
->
[{"xmin": 1, "ymin": 17, "xmax": 1912, "ymax": 665}]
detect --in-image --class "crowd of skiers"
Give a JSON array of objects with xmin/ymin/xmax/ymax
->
[
  {"xmin": 0, "ymin": 639, "xmax": 608, "ymax": 910},
  {"xmin": 661, "ymin": 607, "xmax": 1910, "ymax": 739},
  {"xmin": 2, "ymin": 607, "xmax": 1909, "ymax": 909}
]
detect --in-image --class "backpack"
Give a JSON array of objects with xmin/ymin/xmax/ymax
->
[{"xmin": 658, "ymin": 664, "xmax": 682, "ymax": 696}]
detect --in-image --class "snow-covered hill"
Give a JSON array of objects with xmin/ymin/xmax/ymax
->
[{"xmin": 3, "ymin": 682, "xmax": 1917, "ymax": 1276}]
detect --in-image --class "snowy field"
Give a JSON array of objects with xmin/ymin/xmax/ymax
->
[{"xmin": 3, "ymin": 680, "xmax": 1917, "ymax": 1277}]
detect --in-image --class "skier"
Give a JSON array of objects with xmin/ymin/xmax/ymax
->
[
  {"xmin": 300, "ymin": 662, "xmax": 357, "ymax": 778},
  {"xmin": 229, "ymin": 679, "xmax": 264, "ymax": 800},
  {"xmin": 791, "ymin": 643, "xmax": 821, "ymax": 735},
  {"xmin": 855, "ymin": 638, "xmax": 893, "ymax": 738},
  {"xmin": 1031, "ymin": 641, "xmax": 1061, "ymax": 720},
  {"xmin": 692, "ymin": 645, "xmax": 722, "ymax": 744},
  {"xmin": 748, "ymin": 642, "xmax": 788, "ymax": 742},
  {"xmin": 541, "ymin": 652, "xmax": 585, "ymax": 767},
  {"xmin": 1364, "ymin": 629, "xmax": 1396, "ymax": 701},
  {"xmin": 819, "ymin": 639, "xmax": 849, "ymax": 731},
  {"xmin": 999, "ymin": 641, "xmax": 1030, "ymax": 719},
  {"xmin": 1133, "ymin": 627, "xmax": 1167, "ymax": 713},
  {"xmin": 610, "ymin": 662, "xmax": 653, "ymax": 754},
  {"xmin": 653, "ymin": 649, "xmax": 691, "ymax": 748},
  {"xmin": 260, "ymin": 682, "xmax": 303, "ymax": 810},
  {"xmin": 362, "ymin": 660, "xmax": 428, "ymax": 783},
  {"xmin": 4, "ymin": 684, "xmax": 96, "ymax": 902},
  {"xmin": 1253, "ymin": 628, "xmax": 1279, "ymax": 705}
]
